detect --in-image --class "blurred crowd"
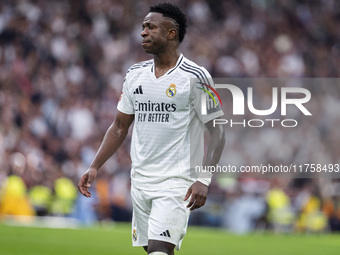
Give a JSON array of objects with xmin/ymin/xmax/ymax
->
[{"xmin": 0, "ymin": 0, "xmax": 340, "ymax": 233}]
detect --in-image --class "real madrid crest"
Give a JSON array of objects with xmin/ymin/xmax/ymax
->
[
  {"xmin": 133, "ymin": 229, "xmax": 137, "ymax": 241},
  {"xmin": 166, "ymin": 84, "xmax": 177, "ymax": 97}
]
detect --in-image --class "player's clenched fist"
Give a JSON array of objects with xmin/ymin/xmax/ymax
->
[{"xmin": 78, "ymin": 167, "xmax": 98, "ymax": 197}]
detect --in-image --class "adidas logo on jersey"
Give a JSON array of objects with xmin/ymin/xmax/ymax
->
[
  {"xmin": 160, "ymin": 230, "xmax": 171, "ymax": 237},
  {"xmin": 133, "ymin": 85, "xmax": 143, "ymax": 94}
]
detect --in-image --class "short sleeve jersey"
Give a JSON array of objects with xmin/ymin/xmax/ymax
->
[{"xmin": 117, "ymin": 54, "xmax": 223, "ymax": 190}]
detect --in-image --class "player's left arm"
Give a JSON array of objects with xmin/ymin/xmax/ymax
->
[{"xmin": 184, "ymin": 120, "xmax": 225, "ymax": 211}]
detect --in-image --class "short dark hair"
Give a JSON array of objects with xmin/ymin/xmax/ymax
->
[{"xmin": 149, "ymin": 3, "xmax": 187, "ymax": 43}]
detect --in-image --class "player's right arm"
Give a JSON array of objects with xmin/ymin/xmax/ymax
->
[{"xmin": 78, "ymin": 111, "xmax": 134, "ymax": 197}]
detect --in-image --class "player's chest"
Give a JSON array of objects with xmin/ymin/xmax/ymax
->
[{"xmin": 130, "ymin": 75, "xmax": 190, "ymax": 109}]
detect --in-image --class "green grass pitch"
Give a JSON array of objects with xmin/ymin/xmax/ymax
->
[{"xmin": 0, "ymin": 223, "xmax": 339, "ymax": 255}]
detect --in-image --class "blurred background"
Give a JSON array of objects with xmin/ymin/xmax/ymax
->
[{"xmin": 0, "ymin": 0, "xmax": 340, "ymax": 235}]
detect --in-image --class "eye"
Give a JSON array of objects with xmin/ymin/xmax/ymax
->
[{"xmin": 142, "ymin": 23, "xmax": 156, "ymax": 31}]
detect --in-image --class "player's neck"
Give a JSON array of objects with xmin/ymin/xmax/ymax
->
[{"xmin": 153, "ymin": 49, "xmax": 180, "ymax": 78}]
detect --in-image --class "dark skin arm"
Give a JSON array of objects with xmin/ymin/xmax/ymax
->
[
  {"xmin": 184, "ymin": 119, "xmax": 225, "ymax": 211},
  {"xmin": 78, "ymin": 111, "xmax": 134, "ymax": 197}
]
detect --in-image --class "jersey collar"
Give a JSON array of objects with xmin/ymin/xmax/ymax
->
[{"xmin": 151, "ymin": 54, "xmax": 184, "ymax": 78}]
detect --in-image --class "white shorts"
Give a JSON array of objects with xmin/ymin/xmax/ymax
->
[{"xmin": 131, "ymin": 185, "xmax": 191, "ymax": 250}]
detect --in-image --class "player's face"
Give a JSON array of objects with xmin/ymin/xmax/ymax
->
[{"xmin": 141, "ymin": 12, "xmax": 171, "ymax": 54}]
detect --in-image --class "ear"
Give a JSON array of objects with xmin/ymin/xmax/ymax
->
[{"xmin": 167, "ymin": 28, "xmax": 177, "ymax": 40}]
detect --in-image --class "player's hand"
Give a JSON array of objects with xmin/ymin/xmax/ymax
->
[
  {"xmin": 78, "ymin": 167, "xmax": 98, "ymax": 197},
  {"xmin": 184, "ymin": 181, "xmax": 208, "ymax": 211}
]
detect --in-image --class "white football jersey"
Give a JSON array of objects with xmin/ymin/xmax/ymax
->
[{"xmin": 117, "ymin": 54, "xmax": 223, "ymax": 190}]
